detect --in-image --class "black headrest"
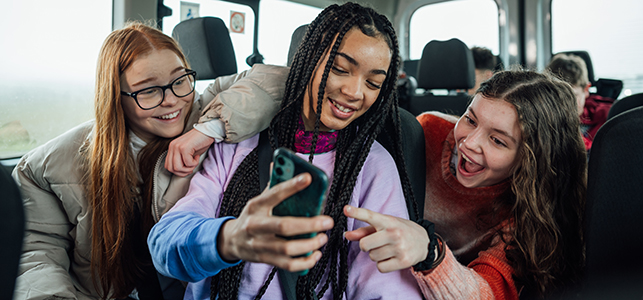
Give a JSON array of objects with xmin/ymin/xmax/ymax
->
[
  {"xmin": 585, "ymin": 106, "xmax": 643, "ymax": 287},
  {"xmin": 172, "ymin": 17, "xmax": 237, "ymax": 80},
  {"xmin": 402, "ymin": 59, "xmax": 420, "ymax": 80},
  {"xmin": 287, "ymin": 24, "xmax": 309, "ymax": 67},
  {"xmin": 608, "ymin": 92, "xmax": 643, "ymax": 120},
  {"xmin": 416, "ymin": 38, "xmax": 475, "ymax": 90},
  {"xmin": 554, "ymin": 50, "xmax": 595, "ymax": 85}
]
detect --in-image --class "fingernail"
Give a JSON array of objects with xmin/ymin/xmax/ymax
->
[
  {"xmin": 296, "ymin": 174, "xmax": 306, "ymax": 182},
  {"xmin": 318, "ymin": 234, "xmax": 328, "ymax": 244},
  {"xmin": 322, "ymin": 218, "xmax": 333, "ymax": 228},
  {"xmin": 345, "ymin": 205, "xmax": 353, "ymax": 213}
]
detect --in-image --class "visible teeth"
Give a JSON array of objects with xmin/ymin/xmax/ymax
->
[
  {"xmin": 159, "ymin": 111, "xmax": 179, "ymax": 119},
  {"xmin": 463, "ymin": 155, "xmax": 474, "ymax": 163},
  {"xmin": 332, "ymin": 100, "xmax": 352, "ymax": 113}
]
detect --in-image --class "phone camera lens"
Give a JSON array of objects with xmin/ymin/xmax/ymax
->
[
  {"xmin": 275, "ymin": 167, "xmax": 283, "ymax": 176},
  {"xmin": 277, "ymin": 157, "xmax": 285, "ymax": 165}
]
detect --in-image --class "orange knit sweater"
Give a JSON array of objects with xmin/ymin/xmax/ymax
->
[{"xmin": 412, "ymin": 112, "xmax": 519, "ymax": 300}]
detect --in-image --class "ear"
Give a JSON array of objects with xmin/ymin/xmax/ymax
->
[{"xmin": 583, "ymin": 83, "xmax": 591, "ymax": 97}]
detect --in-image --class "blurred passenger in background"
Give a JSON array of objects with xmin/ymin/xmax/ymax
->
[
  {"xmin": 467, "ymin": 46, "xmax": 502, "ymax": 95},
  {"xmin": 547, "ymin": 53, "xmax": 614, "ymax": 150}
]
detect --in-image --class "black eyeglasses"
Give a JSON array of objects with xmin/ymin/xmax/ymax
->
[{"xmin": 121, "ymin": 69, "xmax": 197, "ymax": 110}]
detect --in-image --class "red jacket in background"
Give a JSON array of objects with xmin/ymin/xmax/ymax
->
[{"xmin": 581, "ymin": 94, "xmax": 614, "ymax": 150}]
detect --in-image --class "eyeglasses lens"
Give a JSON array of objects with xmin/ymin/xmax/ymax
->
[{"xmin": 136, "ymin": 73, "xmax": 195, "ymax": 109}]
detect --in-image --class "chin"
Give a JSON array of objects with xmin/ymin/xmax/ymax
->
[{"xmin": 161, "ymin": 128, "xmax": 184, "ymax": 139}]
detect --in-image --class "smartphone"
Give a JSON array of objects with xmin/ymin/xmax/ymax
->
[{"xmin": 270, "ymin": 147, "xmax": 329, "ymax": 275}]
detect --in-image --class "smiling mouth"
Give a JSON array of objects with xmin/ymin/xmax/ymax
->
[
  {"xmin": 330, "ymin": 99, "xmax": 354, "ymax": 113},
  {"xmin": 156, "ymin": 110, "xmax": 180, "ymax": 120},
  {"xmin": 460, "ymin": 153, "xmax": 485, "ymax": 174}
]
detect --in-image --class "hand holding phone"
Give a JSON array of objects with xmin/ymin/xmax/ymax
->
[
  {"xmin": 270, "ymin": 147, "xmax": 329, "ymax": 275},
  {"xmin": 217, "ymin": 168, "xmax": 333, "ymax": 274}
]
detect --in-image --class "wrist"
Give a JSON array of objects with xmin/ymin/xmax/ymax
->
[
  {"xmin": 217, "ymin": 218, "xmax": 239, "ymax": 262},
  {"xmin": 413, "ymin": 219, "xmax": 442, "ymax": 271}
]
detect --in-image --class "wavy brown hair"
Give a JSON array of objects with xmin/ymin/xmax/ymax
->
[
  {"xmin": 477, "ymin": 69, "xmax": 587, "ymax": 298},
  {"xmin": 87, "ymin": 21, "xmax": 191, "ymax": 298}
]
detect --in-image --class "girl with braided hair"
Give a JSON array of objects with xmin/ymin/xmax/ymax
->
[
  {"xmin": 148, "ymin": 2, "xmax": 423, "ymax": 300},
  {"xmin": 343, "ymin": 69, "xmax": 587, "ymax": 299}
]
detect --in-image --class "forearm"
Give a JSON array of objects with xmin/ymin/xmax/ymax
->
[
  {"xmin": 198, "ymin": 64, "xmax": 287, "ymax": 143},
  {"xmin": 412, "ymin": 243, "xmax": 503, "ymax": 300},
  {"xmin": 148, "ymin": 211, "xmax": 240, "ymax": 282}
]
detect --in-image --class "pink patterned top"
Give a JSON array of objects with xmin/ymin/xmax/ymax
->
[{"xmin": 294, "ymin": 116, "xmax": 338, "ymax": 154}]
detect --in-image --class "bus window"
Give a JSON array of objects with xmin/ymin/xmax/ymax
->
[
  {"xmin": 162, "ymin": 0, "xmax": 255, "ymax": 73},
  {"xmin": 552, "ymin": 0, "xmax": 643, "ymax": 98},
  {"xmin": 258, "ymin": 0, "xmax": 322, "ymax": 66},
  {"xmin": 0, "ymin": 0, "xmax": 112, "ymax": 160},
  {"xmin": 409, "ymin": 0, "xmax": 499, "ymax": 60}
]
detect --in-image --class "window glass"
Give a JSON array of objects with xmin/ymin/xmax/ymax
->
[
  {"xmin": 0, "ymin": 0, "xmax": 112, "ymax": 159},
  {"xmin": 163, "ymin": 0, "xmax": 255, "ymax": 74},
  {"xmin": 552, "ymin": 0, "xmax": 643, "ymax": 98},
  {"xmin": 258, "ymin": 0, "xmax": 322, "ymax": 66},
  {"xmin": 409, "ymin": 0, "xmax": 499, "ymax": 59}
]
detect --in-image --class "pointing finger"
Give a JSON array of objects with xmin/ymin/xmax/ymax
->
[{"xmin": 343, "ymin": 205, "xmax": 390, "ymax": 231}]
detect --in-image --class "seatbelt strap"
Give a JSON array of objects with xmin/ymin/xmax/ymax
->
[{"xmin": 257, "ymin": 130, "xmax": 271, "ymax": 190}]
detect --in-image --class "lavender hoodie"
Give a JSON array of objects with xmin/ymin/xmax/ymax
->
[{"xmin": 148, "ymin": 134, "xmax": 422, "ymax": 300}]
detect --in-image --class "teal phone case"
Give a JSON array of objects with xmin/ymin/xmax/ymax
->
[{"xmin": 270, "ymin": 147, "xmax": 329, "ymax": 275}]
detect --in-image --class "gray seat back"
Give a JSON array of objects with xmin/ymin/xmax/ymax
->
[
  {"xmin": 409, "ymin": 38, "xmax": 474, "ymax": 117},
  {"xmin": 171, "ymin": 17, "xmax": 237, "ymax": 80}
]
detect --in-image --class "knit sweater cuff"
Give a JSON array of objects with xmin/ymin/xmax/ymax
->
[{"xmin": 413, "ymin": 230, "xmax": 445, "ymax": 271}]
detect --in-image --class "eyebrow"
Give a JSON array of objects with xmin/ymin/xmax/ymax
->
[
  {"xmin": 469, "ymin": 108, "xmax": 518, "ymax": 144},
  {"xmin": 336, "ymin": 52, "xmax": 387, "ymax": 76},
  {"xmin": 131, "ymin": 66, "xmax": 186, "ymax": 87}
]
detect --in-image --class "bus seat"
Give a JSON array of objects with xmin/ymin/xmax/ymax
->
[
  {"xmin": 398, "ymin": 59, "xmax": 420, "ymax": 111},
  {"xmin": 287, "ymin": 24, "xmax": 309, "ymax": 67},
  {"xmin": 402, "ymin": 59, "xmax": 420, "ymax": 80},
  {"xmin": 582, "ymin": 106, "xmax": 643, "ymax": 298},
  {"xmin": 408, "ymin": 38, "xmax": 474, "ymax": 117},
  {"xmin": 554, "ymin": 50, "xmax": 623, "ymax": 99},
  {"xmin": 171, "ymin": 17, "xmax": 237, "ymax": 80},
  {"xmin": 0, "ymin": 167, "xmax": 24, "ymax": 299},
  {"xmin": 607, "ymin": 92, "xmax": 643, "ymax": 120},
  {"xmin": 375, "ymin": 107, "xmax": 425, "ymax": 220},
  {"xmin": 594, "ymin": 78, "xmax": 623, "ymax": 100}
]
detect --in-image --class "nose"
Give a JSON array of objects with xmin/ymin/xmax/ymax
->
[
  {"xmin": 462, "ymin": 129, "xmax": 484, "ymax": 153},
  {"xmin": 340, "ymin": 75, "xmax": 364, "ymax": 101},
  {"xmin": 160, "ymin": 87, "xmax": 179, "ymax": 107}
]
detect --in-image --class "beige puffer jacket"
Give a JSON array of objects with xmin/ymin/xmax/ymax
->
[{"xmin": 12, "ymin": 64, "xmax": 287, "ymax": 300}]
